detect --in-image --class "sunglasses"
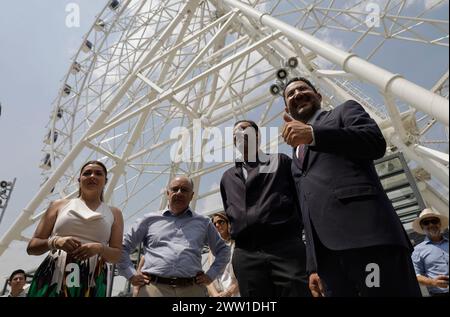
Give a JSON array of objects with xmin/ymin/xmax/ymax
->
[
  {"xmin": 213, "ymin": 219, "xmax": 227, "ymax": 226},
  {"xmin": 421, "ymin": 218, "xmax": 440, "ymax": 226}
]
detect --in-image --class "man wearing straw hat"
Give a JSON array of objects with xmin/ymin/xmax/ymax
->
[{"xmin": 412, "ymin": 208, "xmax": 449, "ymax": 297}]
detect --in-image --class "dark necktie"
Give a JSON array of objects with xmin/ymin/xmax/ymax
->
[
  {"xmin": 298, "ymin": 144, "xmax": 306, "ymax": 167},
  {"xmin": 243, "ymin": 162, "xmax": 257, "ymax": 182}
]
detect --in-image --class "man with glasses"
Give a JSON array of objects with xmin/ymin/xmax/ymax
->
[
  {"xmin": 412, "ymin": 208, "xmax": 449, "ymax": 297},
  {"xmin": 117, "ymin": 176, "xmax": 230, "ymax": 297}
]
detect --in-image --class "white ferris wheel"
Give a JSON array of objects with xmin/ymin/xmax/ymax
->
[{"xmin": 0, "ymin": 0, "xmax": 448, "ymax": 257}]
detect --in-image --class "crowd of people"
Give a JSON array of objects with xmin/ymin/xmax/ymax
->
[{"xmin": 1, "ymin": 77, "xmax": 448, "ymax": 298}]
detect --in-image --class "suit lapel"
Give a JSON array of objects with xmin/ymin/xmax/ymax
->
[
  {"xmin": 303, "ymin": 110, "xmax": 328, "ymax": 172},
  {"xmin": 304, "ymin": 145, "xmax": 314, "ymax": 172},
  {"xmin": 244, "ymin": 162, "xmax": 260, "ymax": 186}
]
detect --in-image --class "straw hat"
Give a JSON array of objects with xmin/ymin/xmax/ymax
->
[{"xmin": 412, "ymin": 208, "xmax": 449, "ymax": 235}]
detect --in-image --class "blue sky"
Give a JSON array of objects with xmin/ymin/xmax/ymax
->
[{"xmin": 0, "ymin": 0, "xmax": 106, "ymax": 282}]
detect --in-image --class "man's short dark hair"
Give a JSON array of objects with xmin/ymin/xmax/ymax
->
[
  {"xmin": 9, "ymin": 269, "xmax": 25, "ymax": 282},
  {"xmin": 283, "ymin": 77, "xmax": 319, "ymax": 96},
  {"xmin": 234, "ymin": 120, "xmax": 259, "ymax": 134}
]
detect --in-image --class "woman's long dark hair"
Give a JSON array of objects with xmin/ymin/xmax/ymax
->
[{"xmin": 77, "ymin": 160, "xmax": 108, "ymax": 201}]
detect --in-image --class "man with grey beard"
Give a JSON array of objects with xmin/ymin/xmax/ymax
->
[{"xmin": 412, "ymin": 208, "xmax": 449, "ymax": 297}]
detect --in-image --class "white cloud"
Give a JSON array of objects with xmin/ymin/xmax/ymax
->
[
  {"xmin": 406, "ymin": 0, "xmax": 447, "ymax": 9},
  {"xmin": 341, "ymin": 0, "xmax": 388, "ymax": 25},
  {"xmin": 314, "ymin": 28, "xmax": 348, "ymax": 69}
]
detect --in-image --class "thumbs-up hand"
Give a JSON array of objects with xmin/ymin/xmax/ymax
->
[{"xmin": 282, "ymin": 112, "xmax": 314, "ymax": 147}]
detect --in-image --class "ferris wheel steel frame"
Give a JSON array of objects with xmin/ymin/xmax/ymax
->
[{"xmin": 0, "ymin": 0, "xmax": 448, "ymax": 256}]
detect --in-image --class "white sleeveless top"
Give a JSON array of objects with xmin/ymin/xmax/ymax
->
[
  {"xmin": 52, "ymin": 198, "xmax": 114, "ymax": 245},
  {"xmin": 210, "ymin": 240, "xmax": 240, "ymax": 297}
]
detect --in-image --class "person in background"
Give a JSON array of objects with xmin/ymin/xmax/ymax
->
[
  {"xmin": 2, "ymin": 269, "xmax": 28, "ymax": 297},
  {"xmin": 412, "ymin": 208, "xmax": 449, "ymax": 297},
  {"xmin": 207, "ymin": 212, "xmax": 240, "ymax": 297}
]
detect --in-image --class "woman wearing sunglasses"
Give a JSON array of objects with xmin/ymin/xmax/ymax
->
[{"xmin": 206, "ymin": 212, "xmax": 240, "ymax": 297}]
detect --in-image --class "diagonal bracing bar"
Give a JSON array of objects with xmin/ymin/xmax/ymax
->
[{"xmin": 222, "ymin": 0, "xmax": 449, "ymax": 126}]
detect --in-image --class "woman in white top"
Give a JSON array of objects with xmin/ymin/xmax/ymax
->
[
  {"xmin": 27, "ymin": 161, "xmax": 123, "ymax": 297},
  {"xmin": 207, "ymin": 212, "xmax": 240, "ymax": 297}
]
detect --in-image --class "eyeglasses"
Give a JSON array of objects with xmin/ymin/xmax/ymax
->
[
  {"xmin": 213, "ymin": 219, "xmax": 226, "ymax": 226},
  {"xmin": 168, "ymin": 186, "xmax": 191, "ymax": 194},
  {"xmin": 421, "ymin": 218, "xmax": 440, "ymax": 226}
]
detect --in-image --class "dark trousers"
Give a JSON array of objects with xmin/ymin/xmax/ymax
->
[
  {"xmin": 232, "ymin": 238, "xmax": 310, "ymax": 297},
  {"xmin": 316, "ymin": 241, "xmax": 422, "ymax": 297}
]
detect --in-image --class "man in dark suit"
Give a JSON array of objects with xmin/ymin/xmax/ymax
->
[
  {"xmin": 282, "ymin": 77, "xmax": 421, "ymax": 297},
  {"xmin": 220, "ymin": 120, "xmax": 310, "ymax": 297}
]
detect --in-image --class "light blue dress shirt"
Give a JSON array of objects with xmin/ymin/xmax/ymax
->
[
  {"xmin": 117, "ymin": 208, "xmax": 230, "ymax": 281},
  {"xmin": 412, "ymin": 236, "xmax": 449, "ymax": 294}
]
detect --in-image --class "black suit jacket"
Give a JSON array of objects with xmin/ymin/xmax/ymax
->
[
  {"xmin": 221, "ymin": 153, "xmax": 303, "ymax": 248},
  {"xmin": 291, "ymin": 100, "xmax": 412, "ymax": 273}
]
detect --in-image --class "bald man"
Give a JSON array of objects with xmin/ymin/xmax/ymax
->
[{"xmin": 118, "ymin": 176, "xmax": 230, "ymax": 297}]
